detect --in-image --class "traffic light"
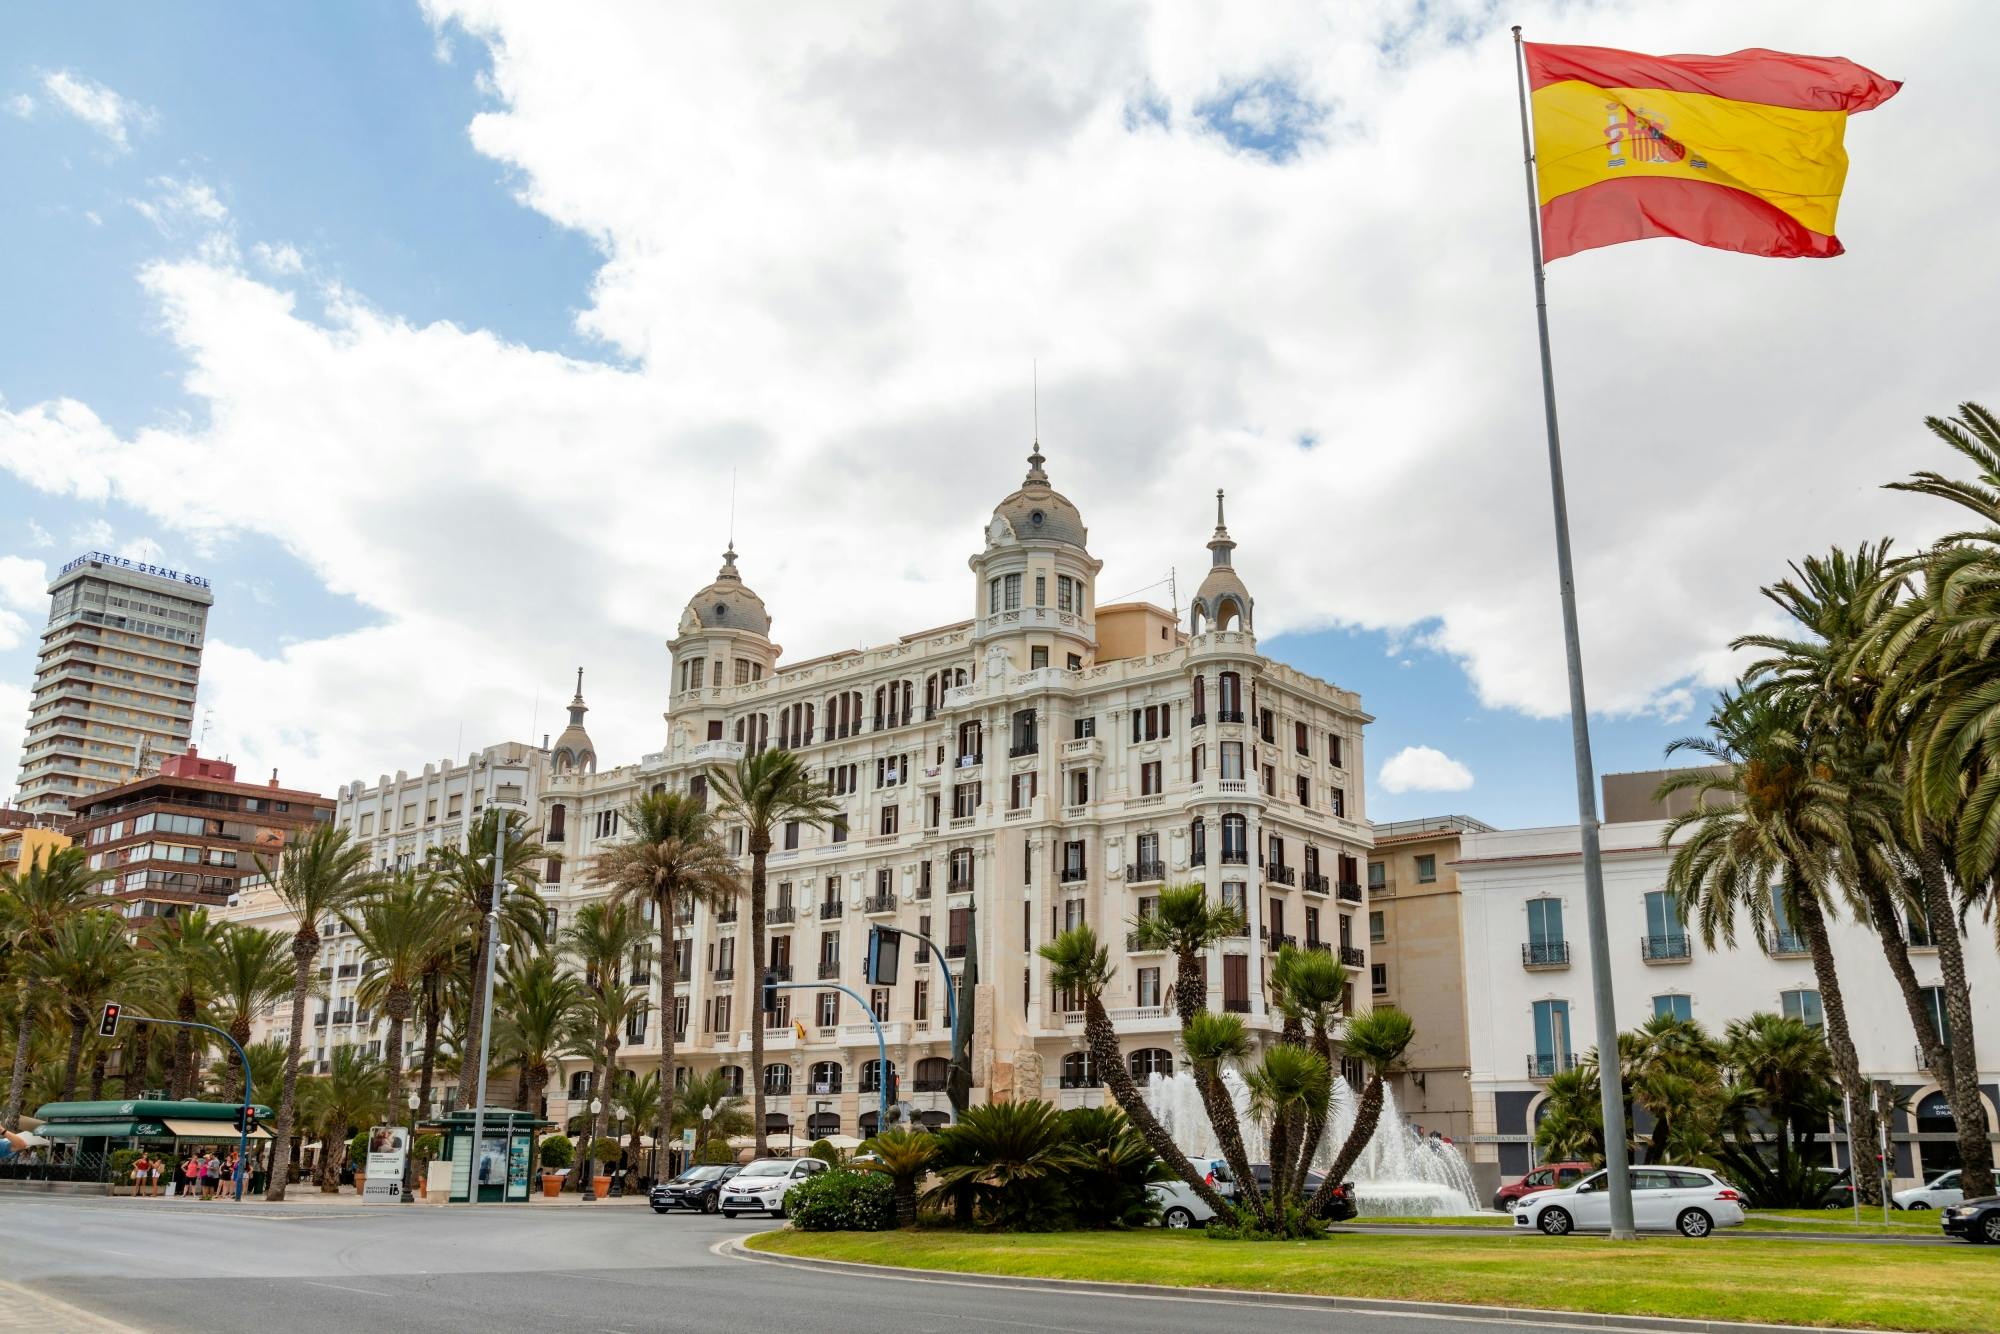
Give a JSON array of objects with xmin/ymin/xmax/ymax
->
[
  {"xmin": 236, "ymin": 1105, "xmax": 259, "ymax": 1134},
  {"xmin": 865, "ymin": 925, "xmax": 901, "ymax": 986},
  {"xmin": 761, "ymin": 969, "xmax": 779, "ymax": 1014},
  {"xmin": 97, "ymin": 1002, "xmax": 122, "ymax": 1038}
]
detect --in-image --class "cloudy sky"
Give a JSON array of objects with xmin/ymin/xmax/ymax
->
[{"xmin": 2, "ymin": 1, "xmax": 1991, "ymax": 827}]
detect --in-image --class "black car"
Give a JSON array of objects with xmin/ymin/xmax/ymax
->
[
  {"xmin": 650, "ymin": 1164, "xmax": 740, "ymax": 1214},
  {"xmin": 1211, "ymin": 1161, "xmax": 1358, "ymax": 1222},
  {"xmin": 1941, "ymin": 1195, "xmax": 2000, "ymax": 1244}
]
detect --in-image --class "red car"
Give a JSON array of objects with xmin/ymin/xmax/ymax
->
[{"xmin": 1493, "ymin": 1161, "xmax": 1591, "ymax": 1212}]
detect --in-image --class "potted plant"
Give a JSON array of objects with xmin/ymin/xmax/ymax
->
[
  {"xmin": 589, "ymin": 1137, "xmax": 622, "ymax": 1198},
  {"xmin": 539, "ymin": 1134, "xmax": 574, "ymax": 1198},
  {"xmin": 349, "ymin": 1131, "xmax": 371, "ymax": 1195}
]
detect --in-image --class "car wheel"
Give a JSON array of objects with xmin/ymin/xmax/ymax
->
[
  {"xmin": 1163, "ymin": 1206, "xmax": 1196, "ymax": 1229},
  {"xmin": 1982, "ymin": 1213, "xmax": 2000, "ymax": 1245},
  {"xmin": 651, "ymin": 1206, "xmax": 671, "ymax": 1215},
  {"xmin": 1537, "ymin": 1207, "xmax": 1572, "ymax": 1236},
  {"xmin": 1676, "ymin": 1208, "xmax": 1713, "ymax": 1238},
  {"xmin": 1823, "ymin": 1199, "xmax": 1843, "ymax": 1210},
  {"xmin": 1906, "ymin": 1201, "xmax": 1931, "ymax": 1211},
  {"xmin": 1493, "ymin": 1196, "xmax": 1509, "ymax": 1212},
  {"xmin": 721, "ymin": 1210, "xmax": 737, "ymax": 1219},
  {"xmin": 703, "ymin": 1194, "xmax": 720, "ymax": 1215}
]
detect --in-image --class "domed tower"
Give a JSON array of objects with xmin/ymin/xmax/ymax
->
[
  {"xmin": 667, "ymin": 545, "xmax": 781, "ymax": 746},
  {"xmin": 1190, "ymin": 490, "xmax": 1254, "ymax": 635},
  {"xmin": 550, "ymin": 667, "xmax": 597, "ymax": 776},
  {"xmin": 970, "ymin": 443, "xmax": 1102, "ymax": 672}
]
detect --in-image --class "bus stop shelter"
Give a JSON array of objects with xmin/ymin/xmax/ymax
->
[{"xmin": 422, "ymin": 1108, "xmax": 550, "ymax": 1203}]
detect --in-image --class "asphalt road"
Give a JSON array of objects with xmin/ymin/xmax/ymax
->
[{"xmin": 0, "ymin": 1196, "xmax": 1876, "ymax": 1333}]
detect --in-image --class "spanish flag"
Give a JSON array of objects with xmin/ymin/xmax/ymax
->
[{"xmin": 1524, "ymin": 43, "xmax": 1898, "ymax": 261}]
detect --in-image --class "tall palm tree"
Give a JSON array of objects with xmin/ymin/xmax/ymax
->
[
  {"xmin": 1243, "ymin": 1041, "xmax": 1330, "ymax": 1212},
  {"xmin": 299, "ymin": 1044, "xmax": 388, "ymax": 1192},
  {"xmin": 711, "ymin": 749, "xmax": 841, "ymax": 1155},
  {"xmin": 427, "ymin": 807, "xmax": 550, "ymax": 1106},
  {"xmin": 591, "ymin": 790, "xmax": 738, "ymax": 1169},
  {"xmin": 491, "ymin": 951, "xmax": 582, "ymax": 1183},
  {"xmin": 255, "ymin": 822, "xmax": 382, "ymax": 1201},
  {"xmin": 43, "ymin": 910, "xmax": 133, "ymax": 1101},
  {"xmin": 1308, "ymin": 1005, "xmax": 1414, "ymax": 1218},
  {"xmin": 1129, "ymin": 883, "xmax": 1243, "ymax": 1028},
  {"xmin": 1658, "ymin": 691, "xmax": 1883, "ymax": 1203},
  {"xmin": 613, "ymin": 1069, "xmax": 663, "ymax": 1177},
  {"xmin": 1038, "ymin": 924, "xmax": 1231, "ymax": 1217},
  {"xmin": 412, "ymin": 934, "xmax": 466, "ymax": 1118},
  {"xmin": 1269, "ymin": 944, "xmax": 1347, "ymax": 1190},
  {"xmin": 206, "ymin": 924, "xmax": 295, "ymax": 1102},
  {"xmin": 0, "ymin": 845, "xmax": 106, "ymax": 1127},
  {"xmin": 140, "ymin": 908, "xmax": 231, "ymax": 1097},
  {"xmin": 561, "ymin": 901, "xmax": 649, "ymax": 1187},
  {"xmin": 1180, "ymin": 1011, "xmax": 1265, "ymax": 1224},
  {"xmin": 344, "ymin": 874, "xmax": 457, "ymax": 1122},
  {"xmin": 672, "ymin": 1068, "xmax": 752, "ymax": 1159}
]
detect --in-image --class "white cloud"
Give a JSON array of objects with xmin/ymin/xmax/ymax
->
[
  {"xmin": 130, "ymin": 176, "xmax": 230, "ymax": 231},
  {"xmin": 251, "ymin": 241, "xmax": 305, "ymax": 275},
  {"xmin": 0, "ymin": 555, "xmax": 48, "ymax": 653},
  {"xmin": 0, "ymin": 678, "xmax": 26, "ymax": 795},
  {"xmin": 4, "ymin": 93, "xmax": 34, "ymax": 120},
  {"xmin": 1378, "ymin": 745, "xmax": 1474, "ymax": 795},
  {"xmin": 39, "ymin": 69, "xmax": 154, "ymax": 152},
  {"xmin": 24, "ymin": 519, "xmax": 53, "ymax": 550},
  {"xmin": 1, "ymin": 0, "xmax": 1992, "ymax": 797}
]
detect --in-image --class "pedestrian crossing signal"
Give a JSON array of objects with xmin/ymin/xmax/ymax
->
[{"xmin": 97, "ymin": 1003, "xmax": 121, "ymax": 1038}]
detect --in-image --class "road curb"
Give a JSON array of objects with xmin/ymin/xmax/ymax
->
[{"xmin": 720, "ymin": 1236, "xmax": 1872, "ymax": 1334}]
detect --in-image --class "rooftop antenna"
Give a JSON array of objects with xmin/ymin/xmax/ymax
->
[
  {"xmin": 199, "ymin": 708, "xmax": 213, "ymax": 749},
  {"xmin": 529, "ymin": 690, "xmax": 540, "ymax": 750},
  {"xmin": 1169, "ymin": 567, "xmax": 1179, "ymax": 622},
  {"xmin": 729, "ymin": 467, "xmax": 738, "ymax": 552},
  {"xmin": 1032, "ymin": 359, "xmax": 1039, "ymax": 446}
]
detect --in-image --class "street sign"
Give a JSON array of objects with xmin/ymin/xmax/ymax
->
[{"xmin": 97, "ymin": 1002, "xmax": 121, "ymax": 1038}]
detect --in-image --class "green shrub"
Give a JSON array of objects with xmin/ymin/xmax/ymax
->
[
  {"xmin": 1205, "ymin": 1201, "xmax": 1328, "ymax": 1242},
  {"xmin": 923, "ymin": 1100, "xmax": 1082, "ymax": 1232},
  {"xmin": 698, "ymin": 1136, "xmax": 738, "ymax": 1165},
  {"xmin": 788, "ymin": 1169, "xmax": 896, "ymax": 1231},
  {"xmin": 808, "ymin": 1138, "xmax": 844, "ymax": 1167},
  {"xmin": 110, "ymin": 1148, "xmax": 141, "ymax": 1183},
  {"xmin": 349, "ymin": 1131, "xmax": 370, "ymax": 1169},
  {"xmin": 1059, "ymin": 1107, "xmax": 1169, "ymax": 1228},
  {"xmin": 587, "ymin": 1136, "xmax": 623, "ymax": 1167},
  {"xmin": 413, "ymin": 1132, "xmax": 442, "ymax": 1166},
  {"xmin": 538, "ymin": 1134, "xmax": 574, "ymax": 1169}
]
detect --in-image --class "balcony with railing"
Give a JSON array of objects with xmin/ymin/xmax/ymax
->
[
  {"xmin": 1059, "ymin": 863, "xmax": 1087, "ymax": 884},
  {"xmin": 1220, "ymin": 848, "xmax": 1249, "ymax": 865},
  {"xmin": 1218, "ymin": 709, "xmax": 1245, "ymax": 723},
  {"xmin": 1769, "ymin": 931, "xmax": 1810, "ymax": 958},
  {"xmin": 1126, "ymin": 859, "xmax": 1164, "ymax": 884},
  {"xmin": 715, "ymin": 907, "xmax": 738, "ymax": 925},
  {"xmin": 1191, "ymin": 711, "xmax": 1207, "ymax": 726},
  {"xmin": 766, "ymin": 905, "xmax": 796, "ymax": 925},
  {"xmin": 1336, "ymin": 880, "xmax": 1364, "ymax": 904},
  {"xmin": 947, "ymin": 875, "xmax": 974, "ymax": 893},
  {"xmin": 911, "ymin": 1076, "xmax": 949, "ymax": 1093},
  {"xmin": 1302, "ymin": 872, "xmax": 1329, "ymax": 895},
  {"xmin": 1339, "ymin": 944, "xmax": 1366, "ymax": 966},
  {"xmin": 945, "ymin": 942, "xmax": 967, "ymax": 959},
  {"xmin": 1642, "ymin": 934, "xmax": 1692, "ymax": 963},
  {"xmin": 1267, "ymin": 932, "xmax": 1297, "ymax": 951},
  {"xmin": 1527, "ymin": 1052, "xmax": 1578, "ymax": 1079},
  {"xmin": 817, "ymin": 958, "xmax": 842, "ymax": 980},
  {"xmin": 1124, "ymin": 931, "xmax": 1167, "ymax": 953},
  {"xmin": 1522, "ymin": 940, "xmax": 1571, "ymax": 969},
  {"xmin": 712, "ymin": 966, "xmax": 734, "ymax": 982},
  {"xmin": 1305, "ymin": 939, "xmax": 1329, "ymax": 954},
  {"xmin": 1266, "ymin": 865, "xmax": 1295, "ymax": 887},
  {"xmin": 863, "ymin": 894, "xmax": 896, "ymax": 915},
  {"xmin": 769, "ymin": 964, "xmax": 793, "ymax": 982},
  {"xmin": 1223, "ymin": 996, "xmax": 1252, "ymax": 1014},
  {"xmin": 1009, "ymin": 741, "xmax": 1039, "ymax": 758},
  {"xmin": 819, "ymin": 899, "xmax": 844, "ymax": 919}
]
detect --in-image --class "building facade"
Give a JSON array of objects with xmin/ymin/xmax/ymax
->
[
  {"xmin": 0, "ymin": 807, "xmax": 73, "ymax": 874},
  {"xmin": 71, "ymin": 747, "xmax": 332, "ymax": 924},
  {"xmin": 1364, "ymin": 814, "xmax": 1491, "ymax": 1145},
  {"xmin": 15, "ymin": 552, "xmax": 213, "ymax": 816},
  {"xmin": 1455, "ymin": 786, "xmax": 2000, "ymax": 1199}
]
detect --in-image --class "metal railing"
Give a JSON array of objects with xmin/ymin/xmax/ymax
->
[
  {"xmin": 819, "ymin": 900, "xmax": 844, "ymax": 919},
  {"xmin": 1522, "ymin": 940, "xmax": 1570, "ymax": 968},
  {"xmin": 1641, "ymin": 934, "xmax": 1692, "ymax": 962},
  {"xmin": 1770, "ymin": 931, "xmax": 1810, "ymax": 957},
  {"xmin": 817, "ymin": 959, "xmax": 842, "ymax": 980},
  {"xmin": 1303, "ymin": 872, "xmax": 1329, "ymax": 895},
  {"xmin": 1266, "ymin": 865, "xmax": 1296, "ymax": 886},
  {"xmin": 1060, "ymin": 864, "xmax": 1087, "ymax": 883},
  {"xmin": 1009, "ymin": 742, "xmax": 1039, "ymax": 757},
  {"xmin": 1527, "ymin": 1053, "xmax": 1579, "ymax": 1079},
  {"xmin": 863, "ymin": 894, "xmax": 896, "ymax": 914},
  {"xmin": 1336, "ymin": 880, "xmax": 1364, "ymax": 903},
  {"xmin": 1218, "ymin": 709, "xmax": 1245, "ymax": 723},
  {"xmin": 1127, "ymin": 860, "xmax": 1165, "ymax": 883},
  {"xmin": 766, "ymin": 905, "xmax": 796, "ymax": 925},
  {"xmin": 1220, "ymin": 849, "xmax": 1249, "ymax": 865},
  {"xmin": 1223, "ymin": 997, "xmax": 1252, "ymax": 1013},
  {"xmin": 1126, "ymin": 931, "xmax": 1165, "ymax": 952},
  {"xmin": 1339, "ymin": 944, "xmax": 1366, "ymax": 966}
]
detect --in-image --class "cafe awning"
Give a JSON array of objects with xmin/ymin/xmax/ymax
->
[
  {"xmin": 40, "ymin": 1120, "xmax": 161, "ymax": 1138},
  {"xmin": 162, "ymin": 1118, "xmax": 270, "ymax": 1140}
]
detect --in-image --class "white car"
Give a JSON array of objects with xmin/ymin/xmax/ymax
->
[
  {"xmin": 718, "ymin": 1156, "xmax": 828, "ymax": 1218},
  {"xmin": 1150, "ymin": 1179, "xmax": 1218, "ymax": 1229},
  {"xmin": 1894, "ymin": 1170, "xmax": 1963, "ymax": 1210},
  {"xmin": 1515, "ymin": 1165, "xmax": 1746, "ymax": 1238}
]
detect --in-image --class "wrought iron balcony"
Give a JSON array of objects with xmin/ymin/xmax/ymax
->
[
  {"xmin": 1305, "ymin": 939, "xmax": 1330, "ymax": 954},
  {"xmin": 712, "ymin": 968, "xmax": 734, "ymax": 982},
  {"xmin": 1009, "ymin": 742, "xmax": 1039, "ymax": 758},
  {"xmin": 1217, "ymin": 709, "xmax": 1245, "ymax": 723},
  {"xmin": 947, "ymin": 875, "xmax": 974, "ymax": 892},
  {"xmin": 1339, "ymin": 944, "xmax": 1366, "ymax": 967},
  {"xmin": 1336, "ymin": 880, "xmax": 1364, "ymax": 904},
  {"xmin": 1770, "ymin": 931, "xmax": 1810, "ymax": 958},
  {"xmin": 817, "ymin": 959, "xmax": 842, "ymax": 980},
  {"xmin": 911, "ymin": 1077, "xmax": 949, "ymax": 1093},
  {"xmin": 1126, "ymin": 860, "xmax": 1165, "ymax": 884},
  {"xmin": 1125, "ymin": 931, "xmax": 1166, "ymax": 953},
  {"xmin": 819, "ymin": 900, "xmax": 844, "ymax": 919},
  {"xmin": 1527, "ymin": 1052, "xmax": 1579, "ymax": 1079},
  {"xmin": 1266, "ymin": 865, "xmax": 1296, "ymax": 887},
  {"xmin": 1223, "ymin": 997, "xmax": 1252, "ymax": 1014},
  {"xmin": 1058, "ymin": 1074, "xmax": 1102, "ymax": 1089},
  {"xmin": 1268, "ymin": 932, "xmax": 1297, "ymax": 950},
  {"xmin": 766, "ymin": 905, "xmax": 796, "ymax": 925},
  {"xmin": 1642, "ymin": 933, "xmax": 1692, "ymax": 962},
  {"xmin": 863, "ymin": 894, "xmax": 896, "ymax": 914},
  {"xmin": 1189, "ymin": 850, "xmax": 1206, "ymax": 868},
  {"xmin": 1059, "ymin": 864, "xmax": 1087, "ymax": 883},
  {"xmin": 1302, "ymin": 872, "xmax": 1329, "ymax": 895},
  {"xmin": 715, "ymin": 908, "xmax": 738, "ymax": 924},
  {"xmin": 945, "ymin": 942, "xmax": 967, "ymax": 959},
  {"xmin": 1220, "ymin": 849, "xmax": 1249, "ymax": 865},
  {"xmin": 1522, "ymin": 940, "xmax": 1571, "ymax": 969},
  {"xmin": 769, "ymin": 964, "xmax": 793, "ymax": 981}
]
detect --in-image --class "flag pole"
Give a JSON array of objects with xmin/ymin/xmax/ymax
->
[{"xmin": 1510, "ymin": 24, "xmax": 1634, "ymax": 1242}]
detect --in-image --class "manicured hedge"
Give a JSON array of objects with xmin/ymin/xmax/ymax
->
[{"xmin": 787, "ymin": 1169, "xmax": 896, "ymax": 1231}]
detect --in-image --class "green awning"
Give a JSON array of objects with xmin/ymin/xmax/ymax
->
[{"xmin": 40, "ymin": 1120, "xmax": 163, "ymax": 1138}]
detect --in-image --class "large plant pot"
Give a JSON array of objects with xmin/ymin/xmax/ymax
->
[
  {"xmin": 542, "ymin": 1174, "xmax": 563, "ymax": 1198},
  {"xmin": 352, "ymin": 1175, "xmax": 365, "ymax": 1195},
  {"xmin": 592, "ymin": 1175, "xmax": 611, "ymax": 1197}
]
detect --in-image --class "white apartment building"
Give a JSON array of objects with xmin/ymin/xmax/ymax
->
[
  {"xmin": 15, "ymin": 551, "xmax": 213, "ymax": 814},
  {"xmin": 1455, "ymin": 813, "xmax": 1999, "ymax": 1199}
]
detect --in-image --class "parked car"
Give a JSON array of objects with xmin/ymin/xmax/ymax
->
[
  {"xmin": 1150, "ymin": 1179, "xmax": 1217, "ymax": 1229},
  {"xmin": 1940, "ymin": 1194, "xmax": 2000, "ymax": 1244},
  {"xmin": 1493, "ymin": 1161, "xmax": 1592, "ymax": 1213},
  {"xmin": 718, "ymin": 1156, "xmax": 828, "ymax": 1218},
  {"xmin": 1188, "ymin": 1159, "xmax": 1357, "ymax": 1221},
  {"xmin": 1514, "ymin": 1165, "xmax": 1746, "ymax": 1238},
  {"xmin": 650, "ymin": 1164, "xmax": 740, "ymax": 1214},
  {"xmin": 1815, "ymin": 1167, "xmax": 1858, "ymax": 1209},
  {"xmin": 1893, "ymin": 1169, "xmax": 1963, "ymax": 1210}
]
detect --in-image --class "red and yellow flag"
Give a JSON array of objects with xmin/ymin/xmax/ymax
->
[{"xmin": 1524, "ymin": 43, "xmax": 1898, "ymax": 261}]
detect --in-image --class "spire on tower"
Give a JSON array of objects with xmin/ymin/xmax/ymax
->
[{"xmin": 1208, "ymin": 488, "xmax": 1237, "ymax": 567}]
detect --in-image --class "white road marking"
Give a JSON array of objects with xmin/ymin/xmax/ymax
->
[{"xmin": 301, "ymin": 1280, "xmax": 390, "ymax": 1298}]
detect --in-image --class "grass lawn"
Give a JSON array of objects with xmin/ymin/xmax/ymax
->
[
  {"xmin": 1354, "ymin": 1210, "xmax": 1931, "ymax": 1238},
  {"xmin": 748, "ymin": 1228, "xmax": 1991, "ymax": 1332}
]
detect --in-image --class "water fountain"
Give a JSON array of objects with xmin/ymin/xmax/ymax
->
[{"xmin": 1141, "ymin": 1070, "xmax": 1484, "ymax": 1216}]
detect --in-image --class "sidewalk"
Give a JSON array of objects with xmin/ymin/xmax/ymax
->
[{"xmin": 75, "ymin": 1187, "xmax": 652, "ymax": 1212}]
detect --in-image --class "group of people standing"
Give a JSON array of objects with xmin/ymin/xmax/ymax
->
[{"xmin": 127, "ymin": 1147, "xmax": 244, "ymax": 1199}]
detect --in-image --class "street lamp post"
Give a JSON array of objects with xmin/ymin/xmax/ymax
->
[
  {"xmin": 700, "ymin": 1102, "xmax": 714, "ymax": 1169},
  {"xmin": 466, "ymin": 814, "xmax": 507, "ymax": 1206},
  {"xmin": 402, "ymin": 1089, "xmax": 420, "ymax": 1204},
  {"xmin": 611, "ymin": 1103, "xmax": 627, "ymax": 1196},
  {"xmin": 582, "ymin": 1096, "xmax": 603, "ymax": 1202}
]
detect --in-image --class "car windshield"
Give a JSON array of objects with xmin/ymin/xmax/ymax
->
[
  {"xmin": 739, "ymin": 1161, "xmax": 790, "ymax": 1177},
  {"xmin": 1577, "ymin": 1172, "xmax": 1604, "ymax": 1191},
  {"xmin": 678, "ymin": 1167, "xmax": 727, "ymax": 1181}
]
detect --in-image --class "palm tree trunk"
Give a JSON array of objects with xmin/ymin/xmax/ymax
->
[
  {"xmin": 265, "ymin": 933, "xmax": 316, "ymax": 1202},
  {"xmin": 126, "ymin": 1025, "xmax": 153, "ymax": 1098},
  {"xmin": 749, "ymin": 842, "xmax": 769, "ymax": 1157},
  {"xmin": 230, "ymin": 1016, "xmax": 253, "ymax": 1103},
  {"xmin": 1086, "ymin": 997, "xmax": 1231, "ymax": 1216},
  {"xmin": 1193, "ymin": 1060, "xmax": 1265, "ymax": 1223},
  {"xmin": 1791, "ymin": 883, "xmax": 1881, "ymax": 1205},
  {"xmin": 526, "ymin": 1065, "xmax": 547, "ymax": 1182},
  {"xmin": 1172, "ymin": 946, "xmax": 1206, "ymax": 1027},
  {"xmin": 1917, "ymin": 832, "xmax": 1994, "ymax": 1197},
  {"xmin": 61, "ymin": 1011, "xmax": 86, "ymax": 1101},
  {"xmin": 172, "ymin": 990, "xmax": 198, "ymax": 1099},
  {"xmin": 417, "ymin": 973, "xmax": 442, "ymax": 1114},
  {"xmin": 3, "ymin": 986, "xmax": 33, "ymax": 1129},
  {"xmin": 458, "ymin": 884, "xmax": 493, "ymax": 1104},
  {"xmin": 1309, "ymin": 1073, "xmax": 1383, "ymax": 1218},
  {"xmin": 1855, "ymin": 858, "xmax": 1963, "ymax": 1172},
  {"xmin": 657, "ymin": 889, "xmax": 678, "ymax": 1174},
  {"xmin": 321, "ymin": 1116, "xmax": 346, "ymax": 1192},
  {"xmin": 88, "ymin": 1044, "xmax": 107, "ymax": 1100},
  {"xmin": 1290, "ymin": 1030, "xmax": 1334, "ymax": 1192}
]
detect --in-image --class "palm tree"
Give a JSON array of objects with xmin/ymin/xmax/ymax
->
[
  {"xmin": 672, "ymin": 1068, "xmax": 751, "ymax": 1159},
  {"xmin": 591, "ymin": 790, "xmax": 738, "ymax": 1170},
  {"xmin": 491, "ymin": 952, "xmax": 582, "ymax": 1126},
  {"xmin": 1720, "ymin": 1013, "xmax": 1837, "ymax": 1188},
  {"xmin": 427, "ymin": 807, "xmax": 550, "ymax": 1106},
  {"xmin": 613, "ymin": 1069, "xmax": 662, "ymax": 1178},
  {"xmin": 1269, "ymin": 944, "xmax": 1347, "ymax": 1192},
  {"xmin": 1179, "ymin": 1011, "xmax": 1265, "ymax": 1224},
  {"xmin": 1244, "ymin": 1041, "xmax": 1330, "ymax": 1212},
  {"xmin": 1620, "ymin": 1013, "xmax": 1721, "ymax": 1163},
  {"xmin": 711, "ymin": 749, "xmax": 841, "ymax": 1156},
  {"xmin": 1038, "ymin": 924, "xmax": 1231, "ymax": 1217},
  {"xmin": 210, "ymin": 1038, "xmax": 286, "ymax": 1110},
  {"xmin": 1129, "ymin": 883, "xmax": 1243, "ymax": 1028},
  {"xmin": 857, "ymin": 1125, "xmax": 938, "ymax": 1227},
  {"xmin": 43, "ymin": 910, "xmax": 133, "ymax": 1101},
  {"xmin": 561, "ymin": 901, "xmax": 649, "ymax": 1187},
  {"xmin": 206, "ymin": 924, "xmax": 295, "ymax": 1102},
  {"xmin": 412, "ymin": 933, "xmax": 465, "ymax": 1120},
  {"xmin": 1308, "ymin": 1005, "xmax": 1415, "ymax": 1218},
  {"xmin": 140, "ymin": 908, "xmax": 232, "ymax": 1097},
  {"xmin": 299, "ymin": 1044, "xmax": 388, "ymax": 1192},
  {"xmin": 344, "ymin": 874, "xmax": 456, "ymax": 1123},
  {"xmin": 1534, "ymin": 1065, "xmax": 1606, "ymax": 1163},
  {"xmin": 1658, "ymin": 691, "xmax": 1883, "ymax": 1203},
  {"xmin": 921, "ymin": 1100, "xmax": 1085, "ymax": 1230},
  {"xmin": 0, "ymin": 845, "xmax": 107, "ymax": 1127},
  {"xmin": 256, "ymin": 822, "xmax": 382, "ymax": 1201}
]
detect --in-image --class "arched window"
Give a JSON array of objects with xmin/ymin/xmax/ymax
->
[
  {"xmin": 1060, "ymin": 1051, "xmax": 1098, "ymax": 1088},
  {"xmin": 1189, "ymin": 817, "xmax": 1206, "ymax": 867},
  {"xmin": 764, "ymin": 1111, "xmax": 790, "ymax": 1134},
  {"xmin": 873, "ymin": 685, "xmax": 887, "ymax": 729},
  {"xmin": 807, "ymin": 1110, "xmax": 840, "ymax": 1138},
  {"xmin": 860, "ymin": 1059, "xmax": 897, "ymax": 1094},
  {"xmin": 1218, "ymin": 671, "xmax": 1242, "ymax": 720},
  {"xmin": 809, "ymin": 1061, "xmax": 843, "ymax": 1094},
  {"xmin": 547, "ymin": 803, "xmax": 566, "ymax": 842},
  {"xmin": 718, "ymin": 1064, "xmax": 745, "ymax": 1097},
  {"xmin": 858, "ymin": 1110, "xmax": 881, "ymax": 1137},
  {"xmin": 1128, "ymin": 1049, "xmax": 1173, "ymax": 1081},
  {"xmin": 1215, "ymin": 596, "xmax": 1242, "ymax": 631},
  {"xmin": 1915, "ymin": 1091, "xmax": 1956, "ymax": 1135},
  {"xmin": 762, "ymin": 1063, "xmax": 791, "ymax": 1095},
  {"xmin": 915, "ymin": 1110, "xmax": 950, "ymax": 1131},
  {"xmin": 913, "ymin": 1056, "xmax": 949, "ymax": 1092}
]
